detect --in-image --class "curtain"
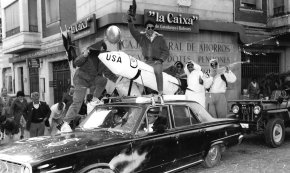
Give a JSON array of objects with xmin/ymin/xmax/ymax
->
[
  {"xmin": 46, "ymin": 0, "xmax": 60, "ymax": 24},
  {"xmin": 28, "ymin": 0, "xmax": 38, "ymax": 31},
  {"xmin": 5, "ymin": 1, "xmax": 20, "ymax": 31}
]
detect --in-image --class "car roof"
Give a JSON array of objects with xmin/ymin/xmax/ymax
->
[
  {"xmin": 102, "ymin": 95, "xmax": 217, "ymax": 122},
  {"xmin": 103, "ymin": 95, "xmax": 194, "ymax": 106}
]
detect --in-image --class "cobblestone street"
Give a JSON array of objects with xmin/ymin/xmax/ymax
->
[{"xmin": 181, "ymin": 129, "xmax": 290, "ymax": 173}]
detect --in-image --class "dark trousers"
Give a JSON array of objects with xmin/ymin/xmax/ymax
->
[
  {"xmin": 146, "ymin": 60, "xmax": 163, "ymax": 94},
  {"xmin": 30, "ymin": 122, "xmax": 45, "ymax": 137}
]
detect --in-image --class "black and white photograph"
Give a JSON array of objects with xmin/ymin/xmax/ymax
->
[{"xmin": 0, "ymin": 0, "xmax": 290, "ymax": 172}]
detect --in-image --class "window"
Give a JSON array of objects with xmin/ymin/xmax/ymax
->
[
  {"xmin": 240, "ymin": 0, "xmax": 262, "ymax": 10},
  {"xmin": 189, "ymin": 109, "xmax": 200, "ymax": 124},
  {"xmin": 45, "ymin": 0, "xmax": 60, "ymax": 25},
  {"xmin": 173, "ymin": 106, "xmax": 190, "ymax": 127},
  {"xmin": 3, "ymin": 67, "xmax": 13, "ymax": 94},
  {"xmin": 273, "ymin": 0, "xmax": 284, "ymax": 16},
  {"xmin": 28, "ymin": 0, "xmax": 38, "ymax": 32},
  {"xmin": 172, "ymin": 105, "xmax": 200, "ymax": 127},
  {"xmin": 29, "ymin": 68, "xmax": 39, "ymax": 93},
  {"xmin": 18, "ymin": 67, "xmax": 24, "ymax": 92},
  {"xmin": 7, "ymin": 76, "xmax": 13, "ymax": 94},
  {"xmin": 5, "ymin": 1, "xmax": 20, "ymax": 37},
  {"xmin": 0, "ymin": 18, "xmax": 2, "ymax": 43},
  {"xmin": 138, "ymin": 106, "xmax": 170, "ymax": 133}
]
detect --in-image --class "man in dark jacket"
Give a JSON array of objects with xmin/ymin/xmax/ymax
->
[
  {"xmin": 25, "ymin": 92, "xmax": 51, "ymax": 137},
  {"xmin": 127, "ymin": 16, "xmax": 169, "ymax": 95},
  {"xmin": 62, "ymin": 39, "xmax": 118, "ymax": 129}
]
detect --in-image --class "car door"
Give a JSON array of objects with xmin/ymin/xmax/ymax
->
[
  {"xmin": 171, "ymin": 105, "xmax": 206, "ymax": 166},
  {"xmin": 132, "ymin": 105, "xmax": 179, "ymax": 173}
]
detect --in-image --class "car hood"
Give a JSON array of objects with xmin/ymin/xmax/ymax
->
[
  {"xmin": 228, "ymin": 99, "xmax": 290, "ymax": 109},
  {"xmin": 228, "ymin": 99, "xmax": 276, "ymax": 103},
  {"xmin": 0, "ymin": 129, "xmax": 131, "ymax": 164}
]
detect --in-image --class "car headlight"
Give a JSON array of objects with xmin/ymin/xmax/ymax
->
[
  {"xmin": 232, "ymin": 105, "xmax": 239, "ymax": 114},
  {"xmin": 253, "ymin": 105, "xmax": 261, "ymax": 114}
]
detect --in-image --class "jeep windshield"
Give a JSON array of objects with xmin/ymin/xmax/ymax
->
[{"xmin": 78, "ymin": 105, "xmax": 143, "ymax": 133}]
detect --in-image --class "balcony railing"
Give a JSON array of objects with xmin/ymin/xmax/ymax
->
[
  {"xmin": 273, "ymin": 6, "xmax": 285, "ymax": 17},
  {"xmin": 29, "ymin": 25, "xmax": 38, "ymax": 32},
  {"xmin": 6, "ymin": 27, "xmax": 20, "ymax": 38}
]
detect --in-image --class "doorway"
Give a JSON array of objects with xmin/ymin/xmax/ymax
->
[
  {"xmin": 29, "ymin": 68, "xmax": 39, "ymax": 94},
  {"xmin": 52, "ymin": 60, "xmax": 71, "ymax": 103}
]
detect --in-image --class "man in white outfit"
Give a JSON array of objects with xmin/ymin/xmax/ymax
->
[
  {"xmin": 206, "ymin": 59, "xmax": 237, "ymax": 118},
  {"xmin": 49, "ymin": 102, "xmax": 66, "ymax": 135},
  {"xmin": 184, "ymin": 61, "xmax": 212, "ymax": 108}
]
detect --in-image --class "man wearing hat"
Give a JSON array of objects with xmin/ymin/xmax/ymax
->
[
  {"xmin": 127, "ymin": 15, "xmax": 169, "ymax": 95},
  {"xmin": 10, "ymin": 91, "xmax": 28, "ymax": 139}
]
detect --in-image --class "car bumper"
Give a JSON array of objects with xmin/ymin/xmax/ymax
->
[{"xmin": 238, "ymin": 134, "xmax": 244, "ymax": 145}]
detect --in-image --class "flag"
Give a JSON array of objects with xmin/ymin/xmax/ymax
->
[
  {"xmin": 60, "ymin": 27, "xmax": 77, "ymax": 67},
  {"xmin": 128, "ymin": 0, "xmax": 137, "ymax": 20}
]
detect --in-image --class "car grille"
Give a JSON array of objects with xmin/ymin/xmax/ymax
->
[
  {"xmin": 0, "ymin": 159, "xmax": 30, "ymax": 173},
  {"xmin": 239, "ymin": 105, "xmax": 255, "ymax": 122}
]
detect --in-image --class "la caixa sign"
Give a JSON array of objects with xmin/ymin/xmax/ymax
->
[{"xmin": 144, "ymin": 9, "xmax": 199, "ymax": 33}]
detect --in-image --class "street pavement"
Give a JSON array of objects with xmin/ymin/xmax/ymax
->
[
  {"xmin": 2, "ymin": 129, "xmax": 290, "ymax": 173},
  {"xmin": 180, "ymin": 129, "xmax": 290, "ymax": 173}
]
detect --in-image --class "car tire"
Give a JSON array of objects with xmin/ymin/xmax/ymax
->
[
  {"xmin": 78, "ymin": 167, "xmax": 115, "ymax": 173},
  {"xmin": 264, "ymin": 118, "xmax": 285, "ymax": 148},
  {"xmin": 85, "ymin": 168, "xmax": 114, "ymax": 173},
  {"xmin": 203, "ymin": 145, "xmax": 221, "ymax": 168}
]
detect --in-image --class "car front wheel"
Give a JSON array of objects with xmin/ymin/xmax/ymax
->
[
  {"xmin": 86, "ymin": 168, "xmax": 114, "ymax": 173},
  {"xmin": 264, "ymin": 118, "xmax": 285, "ymax": 148},
  {"xmin": 203, "ymin": 145, "xmax": 221, "ymax": 168},
  {"xmin": 78, "ymin": 167, "xmax": 115, "ymax": 173}
]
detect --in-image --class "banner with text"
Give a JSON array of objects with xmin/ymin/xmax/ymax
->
[{"xmin": 144, "ymin": 9, "xmax": 199, "ymax": 33}]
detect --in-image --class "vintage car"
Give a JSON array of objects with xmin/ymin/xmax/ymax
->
[
  {"xmin": 0, "ymin": 95, "xmax": 243, "ymax": 173},
  {"xmin": 228, "ymin": 90, "xmax": 290, "ymax": 148}
]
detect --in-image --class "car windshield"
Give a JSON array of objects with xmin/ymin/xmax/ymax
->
[{"xmin": 78, "ymin": 105, "xmax": 143, "ymax": 133}]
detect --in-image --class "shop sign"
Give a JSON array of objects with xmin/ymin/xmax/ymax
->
[
  {"xmin": 68, "ymin": 14, "xmax": 96, "ymax": 41},
  {"xmin": 177, "ymin": 0, "xmax": 191, "ymax": 7},
  {"xmin": 27, "ymin": 58, "xmax": 40, "ymax": 68},
  {"xmin": 144, "ymin": 9, "xmax": 199, "ymax": 33},
  {"xmin": 9, "ymin": 45, "xmax": 65, "ymax": 63}
]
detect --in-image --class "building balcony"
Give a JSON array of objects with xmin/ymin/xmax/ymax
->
[
  {"xmin": 2, "ymin": 31, "xmax": 41, "ymax": 54},
  {"xmin": 267, "ymin": 13, "xmax": 290, "ymax": 34}
]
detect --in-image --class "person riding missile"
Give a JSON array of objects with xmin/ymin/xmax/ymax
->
[
  {"xmin": 126, "ymin": 1, "xmax": 170, "ymax": 96},
  {"xmin": 59, "ymin": 39, "xmax": 118, "ymax": 132}
]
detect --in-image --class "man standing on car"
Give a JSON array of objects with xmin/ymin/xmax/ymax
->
[
  {"xmin": 206, "ymin": 59, "xmax": 237, "ymax": 118},
  {"xmin": 61, "ymin": 39, "xmax": 118, "ymax": 131},
  {"xmin": 127, "ymin": 15, "xmax": 169, "ymax": 95}
]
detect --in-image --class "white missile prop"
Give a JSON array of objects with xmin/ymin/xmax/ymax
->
[{"xmin": 98, "ymin": 51, "xmax": 180, "ymax": 94}]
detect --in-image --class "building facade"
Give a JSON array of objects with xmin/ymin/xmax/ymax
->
[
  {"xmin": 1, "ymin": 0, "xmax": 290, "ymax": 105},
  {"xmin": 1, "ymin": 0, "xmax": 76, "ymax": 105},
  {"xmin": 235, "ymin": 0, "xmax": 290, "ymax": 91},
  {"xmin": 74, "ymin": 0, "xmax": 245, "ymax": 100}
]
